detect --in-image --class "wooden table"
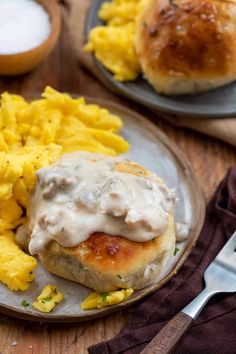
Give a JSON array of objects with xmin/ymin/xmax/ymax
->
[{"xmin": 0, "ymin": 8, "xmax": 236, "ymax": 354}]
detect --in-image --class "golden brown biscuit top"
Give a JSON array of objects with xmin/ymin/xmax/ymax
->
[
  {"xmin": 137, "ymin": 0, "xmax": 236, "ymax": 77},
  {"xmin": 65, "ymin": 232, "xmax": 164, "ymax": 274}
]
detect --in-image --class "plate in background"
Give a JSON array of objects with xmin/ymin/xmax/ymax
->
[
  {"xmin": 86, "ymin": 0, "xmax": 236, "ymax": 118},
  {"xmin": 0, "ymin": 98, "xmax": 205, "ymax": 322}
]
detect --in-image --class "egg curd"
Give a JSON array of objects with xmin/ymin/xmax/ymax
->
[
  {"xmin": 81, "ymin": 288, "xmax": 134, "ymax": 310},
  {"xmin": 32, "ymin": 285, "xmax": 64, "ymax": 313},
  {"xmin": 0, "ymin": 86, "xmax": 129, "ymax": 292},
  {"xmin": 0, "ymin": 231, "xmax": 37, "ymax": 291},
  {"xmin": 84, "ymin": 0, "xmax": 150, "ymax": 81}
]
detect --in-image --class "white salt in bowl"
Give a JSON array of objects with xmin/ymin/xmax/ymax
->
[{"xmin": 0, "ymin": 0, "xmax": 61, "ymax": 76}]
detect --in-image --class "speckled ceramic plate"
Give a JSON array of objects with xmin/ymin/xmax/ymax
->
[
  {"xmin": 0, "ymin": 98, "xmax": 205, "ymax": 322},
  {"xmin": 85, "ymin": 0, "xmax": 236, "ymax": 118}
]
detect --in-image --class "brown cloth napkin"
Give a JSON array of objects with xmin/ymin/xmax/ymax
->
[
  {"xmin": 66, "ymin": 0, "xmax": 236, "ymax": 148},
  {"xmin": 89, "ymin": 167, "xmax": 236, "ymax": 354}
]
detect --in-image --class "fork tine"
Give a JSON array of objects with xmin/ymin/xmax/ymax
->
[
  {"xmin": 214, "ymin": 231, "xmax": 236, "ymax": 274},
  {"xmin": 215, "ymin": 230, "xmax": 236, "ymax": 259}
]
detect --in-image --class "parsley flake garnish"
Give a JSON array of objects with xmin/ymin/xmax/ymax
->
[
  {"xmin": 100, "ymin": 292, "xmax": 109, "ymax": 302},
  {"xmin": 52, "ymin": 287, "xmax": 58, "ymax": 295},
  {"xmin": 116, "ymin": 274, "xmax": 122, "ymax": 279},
  {"xmin": 42, "ymin": 297, "xmax": 53, "ymax": 303},
  {"xmin": 174, "ymin": 247, "xmax": 180, "ymax": 256},
  {"xmin": 21, "ymin": 300, "xmax": 29, "ymax": 307}
]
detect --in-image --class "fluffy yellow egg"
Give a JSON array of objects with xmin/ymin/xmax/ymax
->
[
  {"xmin": 0, "ymin": 231, "xmax": 37, "ymax": 291},
  {"xmin": 84, "ymin": 0, "xmax": 150, "ymax": 81},
  {"xmin": 85, "ymin": 23, "xmax": 141, "ymax": 81}
]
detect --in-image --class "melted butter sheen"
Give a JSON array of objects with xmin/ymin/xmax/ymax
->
[{"xmin": 28, "ymin": 152, "xmax": 175, "ymax": 255}]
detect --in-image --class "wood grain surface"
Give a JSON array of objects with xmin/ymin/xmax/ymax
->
[{"xmin": 0, "ymin": 4, "xmax": 235, "ymax": 354}]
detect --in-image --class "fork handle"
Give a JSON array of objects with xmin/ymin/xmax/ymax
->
[
  {"xmin": 140, "ymin": 288, "xmax": 214, "ymax": 354},
  {"xmin": 140, "ymin": 311, "xmax": 193, "ymax": 354}
]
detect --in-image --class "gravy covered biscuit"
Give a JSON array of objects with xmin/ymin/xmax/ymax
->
[
  {"xmin": 135, "ymin": 0, "xmax": 236, "ymax": 95},
  {"xmin": 25, "ymin": 152, "xmax": 176, "ymax": 292}
]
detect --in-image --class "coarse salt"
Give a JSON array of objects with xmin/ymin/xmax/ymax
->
[{"xmin": 0, "ymin": 0, "xmax": 51, "ymax": 55}]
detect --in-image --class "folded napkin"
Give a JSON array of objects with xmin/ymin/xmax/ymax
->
[
  {"xmin": 65, "ymin": 0, "xmax": 236, "ymax": 148},
  {"xmin": 89, "ymin": 167, "xmax": 236, "ymax": 354}
]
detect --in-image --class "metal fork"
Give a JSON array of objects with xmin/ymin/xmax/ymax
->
[{"xmin": 141, "ymin": 231, "xmax": 236, "ymax": 354}]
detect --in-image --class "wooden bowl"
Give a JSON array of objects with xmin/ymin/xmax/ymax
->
[{"xmin": 0, "ymin": 0, "xmax": 61, "ymax": 76}]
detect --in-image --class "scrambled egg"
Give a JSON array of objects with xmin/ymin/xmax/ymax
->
[
  {"xmin": 32, "ymin": 285, "xmax": 64, "ymax": 313},
  {"xmin": 81, "ymin": 288, "xmax": 134, "ymax": 310},
  {"xmin": 0, "ymin": 231, "xmax": 37, "ymax": 291},
  {"xmin": 84, "ymin": 0, "xmax": 151, "ymax": 81},
  {"xmin": 0, "ymin": 86, "xmax": 129, "ymax": 292}
]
